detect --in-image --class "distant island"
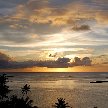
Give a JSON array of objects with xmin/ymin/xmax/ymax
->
[{"xmin": 90, "ymin": 80, "xmax": 108, "ymax": 83}]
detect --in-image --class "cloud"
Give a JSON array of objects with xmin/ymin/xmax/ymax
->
[
  {"xmin": 57, "ymin": 57, "xmax": 70, "ymax": 63},
  {"xmin": 73, "ymin": 57, "xmax": 92, "ymax": 66},
  {"xmin": 102, "ymin": 62, "xmax": 108, "ymax": 64},
  {"xmin": 27, "ymin": 0, "xmax": 49, "ymax": 10},
  {"xmin": 0, "ymin": 52, "xmax": 10, "ymax": 61},
  {"xmin": 9, "ymin": 24, "xmax": 28, "ymax": 29},
  {"xmin": 0, "ymin": 30, "xmax": 31, "ymax": 43},
  {"xmin": 73, "ymin": 57, "xmax": 82, "ymax": 65},
  {"xmin": 95, "ymin": 12, "xmax": 108, "ymax": 24},
  {"xmin": 82, "ymin": 57, "xmax": 92, "ymax": 66},
  {"xmin": 91, "ymin": 54, "xmax": 108, "ymax": 65},
  {"xmin": 0, "ymin": 27, "xmax": 43, "ymax": 44},
  {"xmin": 0, "ymin": 0, "xmax": 108, "ymax": 63},
  {"xmin": 72, "ymin": 25, "xmax": 90, "ymax": 31},
  {"xmin": 13, "ymin": 0, "xmax": 108, "ymax": 25},
  {"xmin": 0, "ymin": 52, "xmax": 93, "ymax": 68},
  {"xmin": 49, "ymin": 53, "xmax": 57, "ymax": 58},
  {"xmin": 0, "ymin": 0, "xmax": 108, "ymax": 27},
  {"xmin": 0, "ymin": 52, "xmax": 11, "ymax": 68},
  {"xmin": 15, "ymin": 56, "xmax": 92, "ymax": 68}
]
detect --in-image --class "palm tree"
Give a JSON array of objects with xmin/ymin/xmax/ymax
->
[
  {"xmin": 53, "ymin": 98, "xmax": 71, "ymax": 108},
  {"xmin": 21, "ymin": 84, "xmax": 31, "ymax": 95}
]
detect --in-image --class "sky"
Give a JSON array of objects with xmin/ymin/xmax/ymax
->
[{"xmin": 0, "ymin": 0, "xmax": 108, "ymax": 72}]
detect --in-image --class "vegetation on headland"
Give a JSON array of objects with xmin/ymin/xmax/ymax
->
[{"xmin": 0, "ymin": 74, "xmax": 97, "ymax": 108}]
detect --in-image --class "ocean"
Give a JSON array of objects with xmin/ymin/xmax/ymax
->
[{"xmin": 1, "ymin": 72, "xmax": 108, "ymax": 108}]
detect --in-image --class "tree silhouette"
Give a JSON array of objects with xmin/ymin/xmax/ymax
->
[
  {"xmin": 0, "ymin": 74, "xmax": 11, "ymax": 99},
  {"xmin": 53, "ymin": 98, "xmax": 71, "ymax": 108},
  {"xmin": 0, "ymin": 74, "xmax": 38, "ymax": 108},
  {"xmin": 22, "ymin": 84, "xmax": 31, "ymax": 95},
  {"xmin": 10, "ymin": 95, "xmax": 35, "ymax": 108}
]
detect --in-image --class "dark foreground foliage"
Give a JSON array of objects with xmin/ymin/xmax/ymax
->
[
  {"xmin": 53, "ymin": 98, "xmax": 71, "ymax": 108},
  {"xmin": 0, "ymin": 74, "xmax": 37, "ymax": 108}
]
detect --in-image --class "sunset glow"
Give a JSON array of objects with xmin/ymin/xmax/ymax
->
[{"xmin": 0, "ymin": 0, "xmax": 108, "ymax": 72}]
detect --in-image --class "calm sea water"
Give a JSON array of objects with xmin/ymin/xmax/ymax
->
[{"xmin": 1, "ymin": 72, "xmax": 108, "ymax": 108}]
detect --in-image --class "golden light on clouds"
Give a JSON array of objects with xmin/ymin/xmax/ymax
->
[{"xmin": 0, "ymin": 0, "xmax": 108, "ymax": 72}]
